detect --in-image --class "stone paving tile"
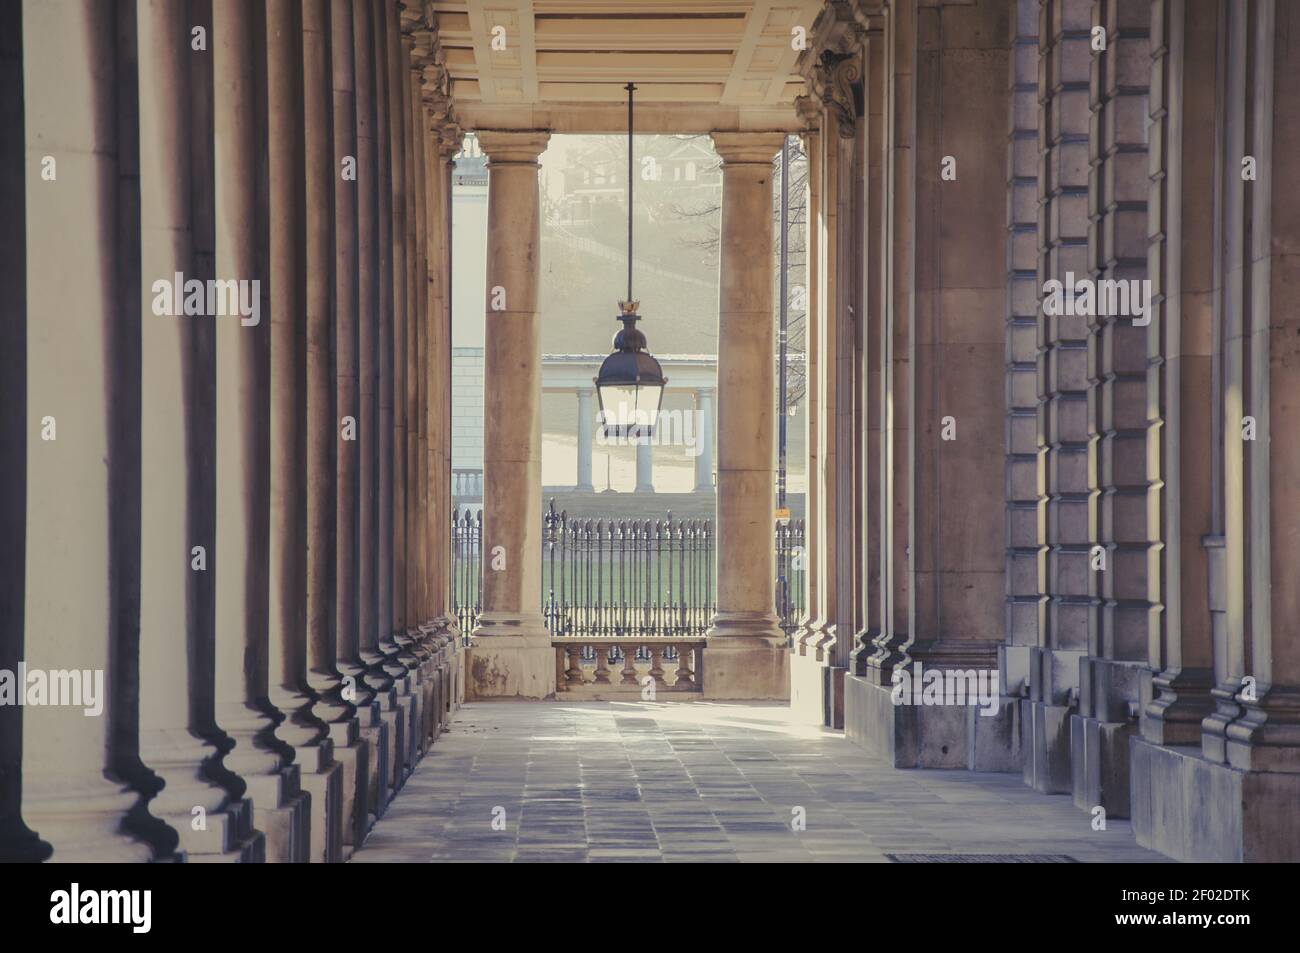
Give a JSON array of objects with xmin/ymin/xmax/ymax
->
[{"xmin": 351, "ymin": 701, "xmax": 1170, "ymax": 864}]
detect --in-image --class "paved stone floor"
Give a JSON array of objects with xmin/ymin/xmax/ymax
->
[{"xmin": 351, "ymin": 701, "xmax": 1167, "ymax": 863}]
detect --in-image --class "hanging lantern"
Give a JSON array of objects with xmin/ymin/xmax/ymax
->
[{"xmin": 594, "ymin": 82, "xmax": 667, "ymax": 437}]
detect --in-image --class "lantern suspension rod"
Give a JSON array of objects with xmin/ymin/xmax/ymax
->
[{"xmin": 626, "ymin": 81, "xmax": 635, "ymax": 304}]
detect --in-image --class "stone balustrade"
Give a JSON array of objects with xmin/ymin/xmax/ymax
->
[{"xmin": 553, "ymin": 637, "xmax": 705, "ymax": 696}]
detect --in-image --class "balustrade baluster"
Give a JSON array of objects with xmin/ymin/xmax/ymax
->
[
  {"xmin": 674, "ymin": 643, "xmax": 693, "ymax": 689},
  {"xmin": 593, "ymin": 646, "xmax": 611, "ymax": 685},
  {"xmin": 620, "ymin": 643, "xmax": 639, "ymax": 685},
  {"xmin": 565, "ymin": 645, "xmax": 584, "ymax": 686},
  {"xmin": 649, "ymin": 646, "xmax": 666, "ymax": 691}
]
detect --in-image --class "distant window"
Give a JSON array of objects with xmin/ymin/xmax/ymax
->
[
  {"xmin": 685, "ymin": 161, "xmax": 697, "ymax": 181},
  {"xmin": 674, "ymin": 166, "xmax": 681, "ymax": 181}
]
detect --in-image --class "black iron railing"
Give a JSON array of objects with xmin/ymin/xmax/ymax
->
[{"xmin": 450, "ymin": 501, "xmax": 805, "ymax": 642}]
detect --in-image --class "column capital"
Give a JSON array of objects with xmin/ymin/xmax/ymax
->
[
  {"xmin": 577, "ymin": 385, "xmax": 596, "ymax": 398},
  {"xmin": 477, "ymin": 129, "xmax": 551, "ymax": 165},
  {"xmin": 710, "ymin": 131, "xmax": 785, "ymax": 166},
  {"xmin": 694, "ymin": 385, "xmax": 716, "ymax": 399}
]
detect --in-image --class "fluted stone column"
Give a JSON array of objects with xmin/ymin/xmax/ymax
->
[
  {"xmin": 469, "ymin": 129, "xmax": 555, "ymax": 699},
  {"xmin": 704, "ymin": 131, "xmax": 788, "ymax": 700},
  {"xmin": 212, "ymin": 0, "xmax": 308, "ymax": 863},
  {"xmin": 337, "ymin": 0, "xmax": 393, "ymax": 820},
  {"xmin": 635, "ymin": 434, "xmax": 654, "ymax": 492},
  {"xmin": 136, "ymin": 0, "xmax": 255, "ymax": 861},
  {"xmin": 576, "ymin": 387, "xmax": 595, "ymax": 491},
  {"xmin": 17, "ymin": 0, "xmax": 152, "ymax": 861},
  {"xmin": 304, "ymin": 0, "xmax": 370, "ymax": 855},
  {"xmin": 692, "ymin": 387, "xmax": 714, "ymax": 491}
]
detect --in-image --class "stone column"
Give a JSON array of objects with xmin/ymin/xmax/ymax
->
[
  {"xmin": 425, "ymin": 122, "xmax": 444, "ymax": 634},
  {"xmin": 304, "ymin": 0, "xmax": 369, "ymax": 855},
  {"xmin": 1221, "ymin": 0, "xmax": 1300, "ymax": 827},
  {"xmin": 17, "ymin": 0, "xmax": 150, "ymax": 861},
  {"xmin": 212, "ymin": 0, "xmax": 308, "ymax": 862},
  {"xmin": 576, "ymin": 387, "xmax": 595, "ymax": 491},
  {"xmin": 353, "ymin": 0, "xmax": 403, "ymax": 800},
  {"xmin": 1071, "ymin": 0, "xmax": 1152, "ymax": 818},
  {"xmin": 469, "ymin": 129, "xmax": 554, "ymax": 699},
  {"xmin": 635, "ymin": 433, "xmax": 654, "ymax": 492},
  {"xmin": 1001, "ymin": 0, "xmax": 1041, "ymax": 720},
  {"xmin": 136, "ymin": 0, "xmax": 253, "ymax": 861},
  {"xmin": 1129, "ymin": 0, "xmax": 1221, "ymax": 858},
  {"xmin": 431, "ymin": 135, "xmax": 458, "ymax": 632},
  {"xmin": 810, "ymin": 101, "xmax": 844, "ymax": 665},
  {"xmin": 378, "ymin": 0, "xmax": 423, "ymax": 781},
  {"xmin": 1025, "ymin": 0, "xmax": 1092, "ymax": 795},
  {"xmin": 907, "ymin": 0, "xmax": 1010, "ymax": 768},
  {"xmin": 267, "ymin": 0, "xmax": 343, "ymax": 864},
  {"xmin": 1138, "ymin": 0, "xmax": 1216, "ymax": 747},
  {"xmin": 389, "ymin": 4, "xmax": 408, "ymax": 659},
  {"xmin": 704, "ymin": 131, "xmax": 788, "ymax": 699},
  {"xmin": 798, "ymin": 125, "xmax": 821, "ymax": 659},
  {"xmin": 692, "ymin": 387, "xmax": 714, "ymax": 491},
  {"xmin": 789, "ymin": 38, "xmax": 860, "ymax": 726},
  {"xmin": 851, "ymin": 16, "xmax": 886, "ymax": 679},
  {"xmin": 0, "ymin": 0, "xmax": 40, "ymax": 862},
  {"xmin": 338, "ymin": 0, "xmax": 394, "ymax": 819},
  {"xmin": 397, "ymin": 17, "xmax": 435, "ymax": 751},
  {"xmin": 865, "ymin": 0, "xmax": 916, "ymax": 689},
  {"xmin": 373, "ymin": 0, "xmax": 395, "ymax": 671},
  {"xmin": 405, "ymin": 77, "xmax": 424, "ymax": 633}
]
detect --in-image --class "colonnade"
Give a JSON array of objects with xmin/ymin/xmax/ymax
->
[
  {"xmin": 0, "ymin": 0, "xmax": 461, "ymax": 862},
  {"xmin": 793, "ymin": 0, "xmax": 1300, "ymax": 862},
  {"xmin": 466, "ymin": 128, "xmax": 788, "ymax": 699}
]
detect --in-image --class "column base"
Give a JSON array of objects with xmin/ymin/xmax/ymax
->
[
  {"xmin": 1130, "ymin": 737, "xmax": 1300, "ymax": 862},
  {"xmin": 468, "ymin": 613, "xmax": 556, "ymax": 699},
  {"xmin": 1021, "ymin": 698, "xmax": 1075, "ymax": 794},
  {"xmin": 21, "ymin": 779, "xmax": 156, "ymax": 862},
  {"xmin": 240, "ymin": 768, "xmax": 309, "ymax": 863},
  {"xmin": 293, "ymin": 745, "xmax": 343, "ymax": 863},
  {"xmin": 1070, "ymin": 714, "xmax": 1133, "ymax": 818},
  {"xmin": 703, "ymin": 616, "xmax": 788, "ymax": 699},
  {"xmin": 327, "ymin": 718, "xmax": 369, "ymax": 853},
  {"xmin": 843, "ymin": 674, "xmax": 1020, "ymax": 771},
  {"xmin": 789, "ymin": 648, "xmax": 844, "ymax": 727}
]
